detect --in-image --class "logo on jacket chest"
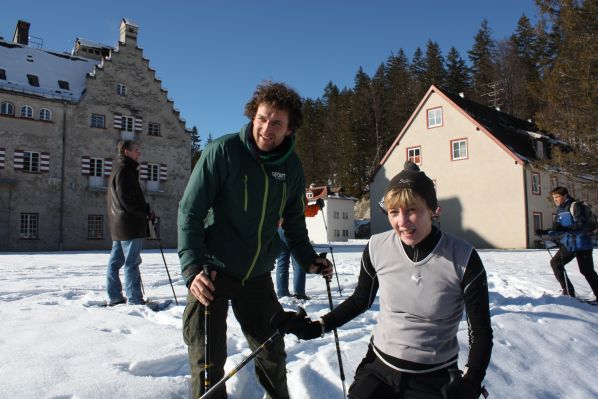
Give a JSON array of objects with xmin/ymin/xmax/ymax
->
[{"xmin": 271, "ymin": 171, "xmax": 286, "ymax": 181}]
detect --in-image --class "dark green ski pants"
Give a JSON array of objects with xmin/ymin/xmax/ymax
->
[{"xmin": 183, "ymin": 271, "xmax": 289, "ymax": 399}]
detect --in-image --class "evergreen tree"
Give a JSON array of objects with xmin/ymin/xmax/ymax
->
[
  {"xmin": 410, "ymin": 47, "xmax": 427, "ymax": 99},
  {"xmin": 422, "ymin": 40, "xmax": 446, "ymax": 90},
  {"xmin": 535, "ymin": 0, "xmax": 598, "ymax": 174},
  {"xmin": 384, "ymin": 49, "xmax": 417, "ymax": 152},
  {"xmin": 508, "ymin": 14, "xmax": 542, "ymax": 117},
  {"xmin": 468, "ymin": 19, "xmax": 499, "ymax": 103},
  {"xmin": 445, "ymin": 46, "xmax": 472, "ymax": 95},
  {"xmin": 190, "ymin": 126, "xmax": 201, "ymax": 168}
]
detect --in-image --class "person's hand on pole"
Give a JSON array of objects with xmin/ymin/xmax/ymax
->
[
  {"xmin": 308, "ymin": 255, "xmax": 333, "ymax": 280},
  {"xmin": 316, "ymin": 198, "xmax": 325, "ymax": 210},
  {"xmin": 189, "ymin": 268, "xmax": 217, "ymax": 305}
]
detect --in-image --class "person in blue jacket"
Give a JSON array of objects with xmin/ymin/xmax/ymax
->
[{"xmin": 537, "ymin": 186, "xmax": 598, "ymax": 299}]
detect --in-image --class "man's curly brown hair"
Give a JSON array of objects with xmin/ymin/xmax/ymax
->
[{"xmin": 244, "ymin": 81, "xmax": 303, "ymax": 131}]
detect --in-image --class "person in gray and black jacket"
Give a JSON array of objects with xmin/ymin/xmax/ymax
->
[{"xmin": 273, "ymin": 161, "xmax": 493, "ymax": 399}]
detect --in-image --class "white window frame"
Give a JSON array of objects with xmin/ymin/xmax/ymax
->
[
  {"xmin": 21, "ymin": 105, "xmax": 33, "ymax": 118},
  {"xmin": 87, "ymin": 215, "xmax": 104, "ymax": 240},
  {"xmin": 39, "ymin": 108, "xmax": 52, "ymax": 121},
  {"xmin": 23, "ymin": 151, "xmax": 41, "ymax": 172},
  {"xmin": 90, "ymin": 113, "xmax": 105, "ymax": 128},
  {"xmin": 148, "ymin": 122, "xmax": 161, "ymax": 136},
  {"xmin": 117, "ymin": 83, "xmax": 127, "ymax": 96},
  {"xmin": 427, "ymin": 107, "xmax": 443, "ymax": 128},
  {"xmin": 333, "ymin": 211, "xmax": 340, "ymax": 219},
  {"xmin": 550, "ymin": 176, "xmax": 558, "ymax": 190},
  {"xmin": 146, "ymin": 163, "xmax": 161, "ymax": 192},
  {"xmin": 531, "ymin": 172, "xmax": 541, "ymax": 195},
  {"xmin": 407, "ymin": 146, "xmax": 422, "ymax": 165},
  {"xmin": 88, "ymin": 158, "xmax": 105, "ymax": 188},
  {"xmin": 1, "ymin": 101, "xmax": 15, "ymax": 115},
  {"xmin": 451, "ymin": 139, "xmax": 468, "ymax": 161},
  {"xmin": 122, "ymin": 116, "xmax": 134, "ymax": 132},
  {"xmin": 20, "ymin": 213, "xmax": 39, "ymax": 239}
]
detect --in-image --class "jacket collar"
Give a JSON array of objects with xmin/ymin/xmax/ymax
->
[{"xmin": 239, "ymin": 123, "xmax": 296, "ymax": 166}]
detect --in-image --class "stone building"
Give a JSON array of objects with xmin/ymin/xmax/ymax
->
[{"xmin": 0, "ymin": 19, "xmax": 191, "ymax": 251}]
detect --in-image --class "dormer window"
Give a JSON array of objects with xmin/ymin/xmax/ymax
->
[
  {"xmin": 116, "ymin": 83, "xmax": 127, "ymax": 96},
  {"xmin": 0, "ymin": 69, "xmax": 6, "ymax": 80},
  {"xmin": 535, "ymin": 141, "xmax": 545, "ymax": 159},
  {"xmin": 27, "ymin": 74, "xmax": 40, "ymax": 87},
  {"xmin": 58, "ymin": 80, "xmax": 70, "ymax": 90}
]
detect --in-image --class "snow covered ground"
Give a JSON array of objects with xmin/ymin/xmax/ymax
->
[{"xmin": 1, "ymin": 243, "xmax": 597, "ymax": 399}]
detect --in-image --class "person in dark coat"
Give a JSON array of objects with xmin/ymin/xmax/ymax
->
[
  {"xmin": 178, "ymin": 81, "xmax": 333, "ymax": 399},
  {"xmin": 537, "ymin": 186, "xmax": 598, "ymax": 299},
  {"xmin": 106, "ymin": 140, "xmax": 152, "ymax": 306}
]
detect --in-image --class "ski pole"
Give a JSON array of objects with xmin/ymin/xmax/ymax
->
[
  {"xmin": 202, "ymin": 266, "xmax": 211, "ymax": 395},
  {"xmin": 539, "ymin": 235, "xmax": 571, "ymax": 296},
  {"xmin": 319, "ymin": 252, "xmax": 347, "ymax": 398},
  {"xmin": 149, "ymin": 220, "xmax": 179, "ymax": 305},
  {"xmin": 319, "ymin": 211, "xmax": 343, "ymax": 296},
  {"xmin": 158, "ymin": 241, "xmax": 179, "ymax": 305},
  {"xmin": 199, "ymin": 331, "xmax": 282, "ymax": 399}
]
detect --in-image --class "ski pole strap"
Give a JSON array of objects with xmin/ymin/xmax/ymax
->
[{"xmin": 481, "ymin": 386, "xmax": 489, "ymax": 398}]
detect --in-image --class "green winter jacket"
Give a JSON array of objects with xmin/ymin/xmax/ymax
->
[{"xmin": 178, "ymin": 124, "xmax": 317, "ymax": 285}]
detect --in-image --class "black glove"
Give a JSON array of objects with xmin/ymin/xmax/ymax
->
[
  {"xmin": 535, "ymin": 229, "xmax": 548, "ymax": 236},
  {"xmin": 441, "ymin": 369, "xmax": 480, "ymax": 399},
  {"xmin": 316, "ymin": 198, "xmax": 325, "ymax": 210},
  {"xmin": 270, "ymin": 307, "xmax": 323, "ymax": 340}
]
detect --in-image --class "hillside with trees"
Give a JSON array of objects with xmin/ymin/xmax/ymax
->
[{"xmin": 295, "ymin": 0, "xmax": 598, "ymax": 199}]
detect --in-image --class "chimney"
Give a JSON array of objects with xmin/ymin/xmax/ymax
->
[
  {"xmin": 458, "ymin": 92, "xmax": 464, "ymax": 98},
  {"xmin": 119, "ymin": 19, "xmax": 139, "ymax": 45},
  {"xmin": 12, "ymin": 20, "xmax": 30, "ymax": 45}
]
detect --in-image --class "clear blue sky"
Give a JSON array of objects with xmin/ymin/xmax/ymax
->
[{"xmin": 2, "ymin": 0, "xmax": 538, "ymax": 144}]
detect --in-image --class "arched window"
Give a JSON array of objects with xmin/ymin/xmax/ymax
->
[
  {"xmin": 0, "ymin": 102, "xmax": 15, "ymax": 116},
  {"xmin": 39, "ymin": 108, "xmax": 52, "ymax": 121},
  {"xmin": 21, "ymin": 105, "xmax": 33, "ymax": 118}
]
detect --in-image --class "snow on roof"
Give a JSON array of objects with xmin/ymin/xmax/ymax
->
[
  {"xmin": 0, "ymin": 39, "xmax": 99, "ymax": 102},
  {"xmin": 74, "ymin": 37, "xmax": 113, "ymax": 50}
]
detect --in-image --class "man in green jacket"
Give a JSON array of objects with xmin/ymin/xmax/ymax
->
[{"xmin": 178, "ymin": 81, "xmax": 332, "ymax": 399}]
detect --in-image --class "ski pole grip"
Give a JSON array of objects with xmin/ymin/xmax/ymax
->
[
  {"xmin": 317, "ymin": 252, "xmax": 328, "ymax": 274},
  {"xmin": 203, "ymin": 265, "xmax": 211, "ymax": 282}
]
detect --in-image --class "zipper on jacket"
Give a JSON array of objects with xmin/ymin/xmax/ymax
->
[
  {"xmin": 244, "ymin": 175, "xmax": 248, "ymax": 212},
  {"xmin": 242, "ymin": 164, "xmax": 269, "ymax": 284}
]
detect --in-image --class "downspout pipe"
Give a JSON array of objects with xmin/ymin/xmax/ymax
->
[
  {"xmin": 58, "ymin": 102, "xmax": 67, "ymax": 250},
  {"xmin": 522, "ymin": 163, "xmax": 530, "ymax": 249}
]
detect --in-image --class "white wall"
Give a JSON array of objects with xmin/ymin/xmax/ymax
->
[{"xmin": 306, "ymin": 197, "xmax": 355, "ymax": 243}]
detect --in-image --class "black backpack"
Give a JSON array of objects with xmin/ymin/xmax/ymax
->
[{"xmin": 570, "ymin": 201, "xmax": 598, "ymax": 235}]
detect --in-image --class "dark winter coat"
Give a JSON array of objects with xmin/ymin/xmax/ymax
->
[
  {"xmin": 107, "ymin": 156, "xmax": 149, "ymax": 240},
  {"xmin": 178, "ymin": 124, "xmax": 317, "ymax": 286}
]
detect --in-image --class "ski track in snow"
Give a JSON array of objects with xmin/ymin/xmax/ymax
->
[{"xmin": 0, "ymin": 246, "xmax": 597, "ymax": 398}]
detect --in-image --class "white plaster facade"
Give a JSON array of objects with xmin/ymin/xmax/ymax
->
[{"xmin": 369, "ymin": 86, "xmax": 597, "ymax": 249}]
